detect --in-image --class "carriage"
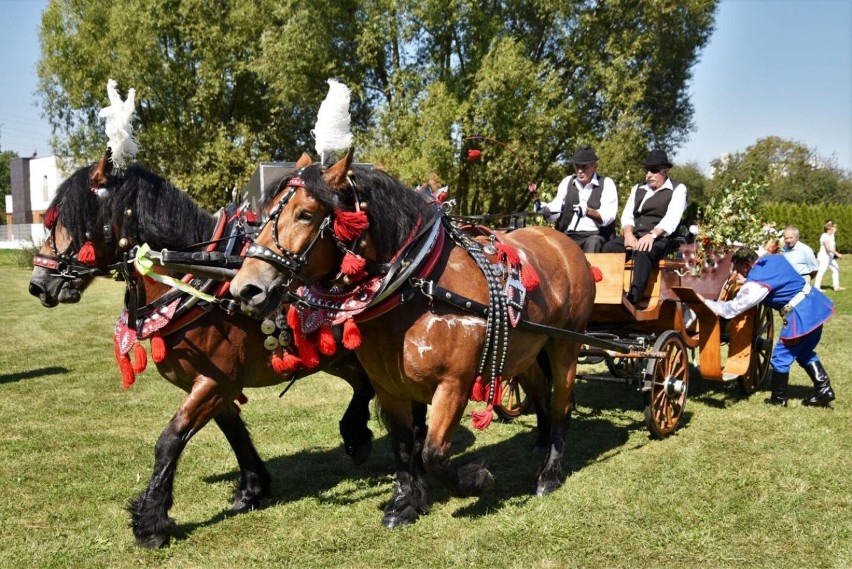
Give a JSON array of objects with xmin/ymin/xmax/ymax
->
[{"xmin": 490, "ymin": 223, "xmax": 775, "ymax": 439}]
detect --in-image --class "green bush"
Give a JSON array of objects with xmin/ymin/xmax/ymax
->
[{"xmin": 761, "ymin": 202, "xmax": 852, "ymax": 252}]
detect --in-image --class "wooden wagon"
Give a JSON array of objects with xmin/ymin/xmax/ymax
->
[{"xmin": 496, "ymin": 244, "xmax": 775, "ymax": 439}]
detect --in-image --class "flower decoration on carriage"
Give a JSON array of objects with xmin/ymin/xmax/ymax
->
[{"xmin": 688, "ymin": 175, "xmax": 769, "ymax": 276}]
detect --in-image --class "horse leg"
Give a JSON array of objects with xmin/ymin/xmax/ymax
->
[
  {"xmin": 421, "ymin": 385, "xmax": 494, "ymax": 498},
  {"xmin": 518, "ymin": 350, "xmax": 553, "ymax": 454},
  {"xmin": 535, "ymin": 339, "xmax": 580, "ymax": 497},
  {"xmin": 375, "ymin": 393, "xmax": 429, "ymax": 528},
  {"xmin": 329, "ymin": 357, "xmax": 375, "ymax": 465},
  {"xmin": 129, "ymin": 377, "xmax": 232, "ymax": 548},
  {"xmin": 412, "ymin": 401, "xmax": 428, "ymax": 473},
  {"xmin": 213, "ymin": 410, "xmax": 271, "ymax": 512}
]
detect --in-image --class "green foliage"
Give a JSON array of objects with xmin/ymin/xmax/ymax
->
[
  {"xmin": 0, "ymin": 149, "xmax": 19, "ymax": 223},
  {"xmin": 710, "ymin": 136, "xmax": 852, "ymax": 206},
  {"xmin": 38, "ymin": 0, "xmax": 718, "ymax": 214},
  {"xmin": 761, "ymin": 202, "xmax": 852, "ymax": 253}
]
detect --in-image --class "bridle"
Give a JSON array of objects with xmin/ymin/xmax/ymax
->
[
  {"xmin": 243, "ymin": 174, "xmax": 333, "ymax": 283},
  {"xmin": 32, "ymin": 220, "xmax": 122, "ymax": 281}
]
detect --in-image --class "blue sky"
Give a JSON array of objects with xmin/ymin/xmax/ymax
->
[{"xmin": 1, "ymin": 0, "xmax": 850, "ymax": 174}]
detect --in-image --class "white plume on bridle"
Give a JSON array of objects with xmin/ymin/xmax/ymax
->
[
  {"xmin": 312, "ymin": 79, "xmax": 353, "ymax": 165},
  {"xmin": 98, "ymin": 79, "xmax": 138, "ymax": 169}
]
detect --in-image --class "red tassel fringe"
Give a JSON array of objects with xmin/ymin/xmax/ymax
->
[
  {"xmin": 78, "ymin": 241, "xmax": 96, "ymax": 264},
  {"xmin": 317, "ymin": 324, "xmax": 337, "ymax": 356},
  {"xmin": 114, "ymin": 341, "xmax": 136, "ymax": 389},
  {"xmin": 470, "ymin": 405, "xmax": 494, "ymax": 430},
  {"xmin": 287, "ymin": 306, "xmax": 319, "ymax": 368},
  {"xmin": 497, "ymin": 243, "xmax": 520, "ymax": 266},
  {"xmin": 342, "ymin": 318, "xmax": 361, "ymax": 350},
  {"xmin": 471, "ymin": 375, "xmax": 487, "ymax": 402},
  {"xmin": 132, "ymin": 342, "xmax": 148, "ymax": 374},
  {"xmin": 520, "ymin": 264, "xmax": 540, "ymax": 292},
  {"xmin": 151, "ymin": 335, "xmax": 167, "ymax": 363},
  {"xmin": 271, "ymin": 351, "xmax": 302, "ymax": 374},
  {"xmin": 333, "ymin": 210, "xmax": 369, "ymax": 241},
  {"xmin": 340, "ymin": 251, "xmax": 366, "ymax": 276},
  {"xmin": 590, "ymin": 266, "xmax": 603, "ymax": 282}
]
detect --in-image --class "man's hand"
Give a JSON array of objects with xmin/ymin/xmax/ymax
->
[{"xmin": 572, "ymin": 203, "xmax": 587, "ymax": 218}]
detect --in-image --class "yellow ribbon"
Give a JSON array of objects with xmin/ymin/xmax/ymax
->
[{"xmin": 133, "ymin": 243, "xmax": 217, "ymax": 303}]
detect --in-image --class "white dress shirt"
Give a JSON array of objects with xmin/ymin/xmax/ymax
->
[
  {"xmin": 620, "ymin": 178, "xmax": 687, "ymax": 236},
  {"xmin": 539, "ymin": 173, "xmax": 618, "ymax": 232}
]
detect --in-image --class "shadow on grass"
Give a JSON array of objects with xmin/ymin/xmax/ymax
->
[{"xmin": 0, "ymin": 366, "xmax": 69, "ymax": 385}]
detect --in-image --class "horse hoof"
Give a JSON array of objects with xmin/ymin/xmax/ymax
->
[
  {"xmin": 535, "ymin": 478, "xmax": 563, "ymax": 497},
  {"xmin": 382, "ymin": 509, "xmax": 419, "ymax": 528},
  {"xmin": 232, "ymin": 489, "xmax": 263, "ymax": 513},
  {"xmin": 347, "ymin": 437, "xmax": 373, "ymax": 465},
  {"xmin": 135, "ymin": 532, "xmax": 171, "ymax": 549}
]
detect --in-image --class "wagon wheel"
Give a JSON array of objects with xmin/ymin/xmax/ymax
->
[
  {"xmin": 644, "ymin": 330, "xmax": 689, "ymax": 439},
  {"xmin": 494, "ymin": 376, "xmax": 531, "ymax": 421},
  {"xmin": 738, "ymin": 303, "xmax": 774, "ymax": 394}
]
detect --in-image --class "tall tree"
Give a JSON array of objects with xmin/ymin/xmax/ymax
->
[{"xmin": 709, "ymin": 136, "xmax": 852, "ymax": 205}]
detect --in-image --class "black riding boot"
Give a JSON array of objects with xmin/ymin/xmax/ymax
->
[
  {"xmin": 802, "ymin": 361, "xmax": 836, "ymax": 407},
  {"xmin": 764, "ymin": 370, "xmax": 789, "ymax": 407}
]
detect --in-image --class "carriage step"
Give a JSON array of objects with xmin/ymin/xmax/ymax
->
[{"xmin": 722, "ymin": 373, "xmax": 739, "ymax": 381}]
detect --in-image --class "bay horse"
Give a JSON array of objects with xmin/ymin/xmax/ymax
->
[
  {"xmin": 231, "ymin": 151, "xmax": 595, "ymax": 526},
  {"xmin": 28, "ymin": 160, "xmax": 377, "ymax": 548}
]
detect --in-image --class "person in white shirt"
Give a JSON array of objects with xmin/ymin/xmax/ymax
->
[
  {"xmin": 535, "ymin": 146, "xmax": 618, "ymax": 253},
  {"xmin": 602, "ymin": 149, "xmax": 687, "ymax": 307},
  {"xmin": 781, "ymin": 225, "xmax": 819, "ymax": 281},
  {"xmin": 814, "ymin": 220, "xmax": 844, "ymax": 291}
]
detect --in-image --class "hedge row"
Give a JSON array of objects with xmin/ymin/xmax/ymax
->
[{"xmin": 760, "ymin": 203, "xmax": 852, "ymax": 253}]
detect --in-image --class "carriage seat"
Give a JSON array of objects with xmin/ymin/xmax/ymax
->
[{"xmin": 585, "ymin": 252, "xmax": 685, "ymax": 308}]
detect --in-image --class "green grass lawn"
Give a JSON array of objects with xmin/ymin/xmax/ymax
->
[{"xmin": 1, "ymin": 251, "xmax": 850, "ymax": 568}]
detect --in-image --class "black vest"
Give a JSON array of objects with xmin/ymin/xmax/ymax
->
[
  {"xmin": 631, "ymin": 178, "xmax": 680, "ymax": 237},
  {"xmin": 556, "ymin": 175, "xmax": 607, "ymax": 233}
]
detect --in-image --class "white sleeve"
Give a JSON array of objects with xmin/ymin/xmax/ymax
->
[
  {"xmin": 702, "ymin": 282, "xmax": 770, "ymax": 319},
  {"xmin": 598, "ymin": 177, "xmax": 618, "ymax": 227},
  {"xmin": 620, "ymin": 185, "xmax": 638, "ymax": 228},
  {"xmin": 656, "ymin": 182, "xmax": 688, "ymax": 236}
]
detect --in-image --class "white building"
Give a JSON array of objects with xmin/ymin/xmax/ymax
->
[{"xmin": 3, "ymin": 155, "xmax": 69, "ymax": 247}]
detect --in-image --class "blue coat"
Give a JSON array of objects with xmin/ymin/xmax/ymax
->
[{"xmin": 748, "ymin": 255, "xmax": 834, "ymax": 341}]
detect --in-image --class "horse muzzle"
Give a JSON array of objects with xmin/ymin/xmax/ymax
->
[{"xmin": 29, "ymin": 267, "xmax": 83, "ymax": 307}]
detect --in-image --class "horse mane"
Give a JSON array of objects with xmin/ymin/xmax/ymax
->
[
  {"xmin": 265, "ymin": 164, "xmax": 440, "ymax": 263},
  {"xmin": 50, "ymin": 163, "xmax": 217, "ymax": 253}
]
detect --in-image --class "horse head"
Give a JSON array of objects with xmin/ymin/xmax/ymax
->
[
  {"xmin": 29, "ymin": 161, "xmax": 215, "ymax": 307},
  {"xmin": 231, "ymin": 151, "xmax": 434, "ymax": 317}
]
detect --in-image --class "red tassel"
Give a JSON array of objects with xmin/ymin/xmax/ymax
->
[
  {"xmin": 520, "ymin": 264, "xmax": 540, "ymax": 292},
  {"xmin": 470, "ymin": 405, "xmax": 494, "ymax": 430},
  {"xmin": 491, "ymin": 376, "xmax": 503, "ymax": 405},
  {"xmin": 342, "ymin": 318, "xmax": 361, "ymax": 350},
  {"xmin": 44, "ymin": 207, "xmax": 58, "ymax": 230},
  {"xmin": 287, "ymin": 306, "xmax": 302, "ymax": 338},
  {"xmin": 497, "ymin": 243, "xmax": 520, "ymax": 266},
  {"xmin": 333, "ymin": 210, "xmax": 369, "ymax": 241},
  {"xmin": 114, "ymin": 341, "xmax": 136, "ymax": 389},
  {"xmin": 78, "ymin": 241, "xmax": 96, "ymax": 264},
  {"xmin": 151, "ymin": 335, "xmax": 167, "ymax": 363},
  {"xmin": 236, "ymin": 393, "xmax": 248, "ymax": 405},
  {"xmin": 287, "ymin": 306, "xmax": 320, "ymax": 368},
  {"xmin": 132, "ymin": 342, "xmax": 148, "ymax": 373},
  {"xmin": 271, "ymin": 351, "xmax": 302, "ymax": 373},
  {"xmin": 471, "ymin": 375, "xmax": 487, "ymax": 402},
  {"xmin": 340, "ymin": 251, "xmax": 367, "ymax": 276},
  {"xmin": 317, "ymin": 324, "xmax": 337, "ymax": 356},
  {"xmin": 590, "ymin": 266, "xmax": 603, "ymax": 282}
]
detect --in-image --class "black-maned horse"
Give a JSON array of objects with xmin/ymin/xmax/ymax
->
[
  {"xmin": 28, "ymin": 160, "xmax": 377, "ymax": 548},
  {"xmin": 231, "ymin": 152, "xmax": 595, "ymax": 527}
]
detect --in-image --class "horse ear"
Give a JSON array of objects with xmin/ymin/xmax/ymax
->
[
  {"xmin": 295, "ymin": 152, "xmax": 312, "ymax": 170},
  {"xmin": 89, "ymin": 149, "xmax": 113, "ymax": 188},
  {"xmin": 322, "ymin": 149, "xmax": 354, "ymax": 190}
]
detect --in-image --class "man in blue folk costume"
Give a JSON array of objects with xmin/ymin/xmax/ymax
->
[{"xmin": 696, "ymin": 248, "xmax": 836, "ymax": 407}]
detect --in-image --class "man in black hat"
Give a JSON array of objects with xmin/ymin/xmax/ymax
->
[
  {"xmin": 536, "ymin": 145, "xmax": 618, "ymax": 253},
  {"xmin": 602, "ymin": 149, "xmax": 687, "ymax": 307}
]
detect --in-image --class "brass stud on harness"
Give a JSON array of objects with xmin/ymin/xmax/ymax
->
[
  {"xmin": 125, "ymin": 208, "xmax": 133, "ymax": 217},
  {"xmin": 118, "ymin": 238, "xmax": 130, "ymax": 249}
]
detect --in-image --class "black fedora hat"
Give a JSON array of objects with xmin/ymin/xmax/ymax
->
[
  {"xmin": 571, "ymin": 146, "xmax": 598, "ymax": 165},
  {"xmin": 644, "ymin": 149, "xmax": 673, "ymax": 169}
]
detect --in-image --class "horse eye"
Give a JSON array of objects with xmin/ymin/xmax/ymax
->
[{"xmin": 296, "ymin": 210, "xmax": 313, "ymax": 222}]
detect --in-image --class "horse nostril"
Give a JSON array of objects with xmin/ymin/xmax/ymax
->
[
  {"xmin": 29, "ymin": 283, "xmax": 45, "ymax": 298},
  {"xmin": 237, "ymin": 284, "xmax": 265, "ymax": 303}
]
